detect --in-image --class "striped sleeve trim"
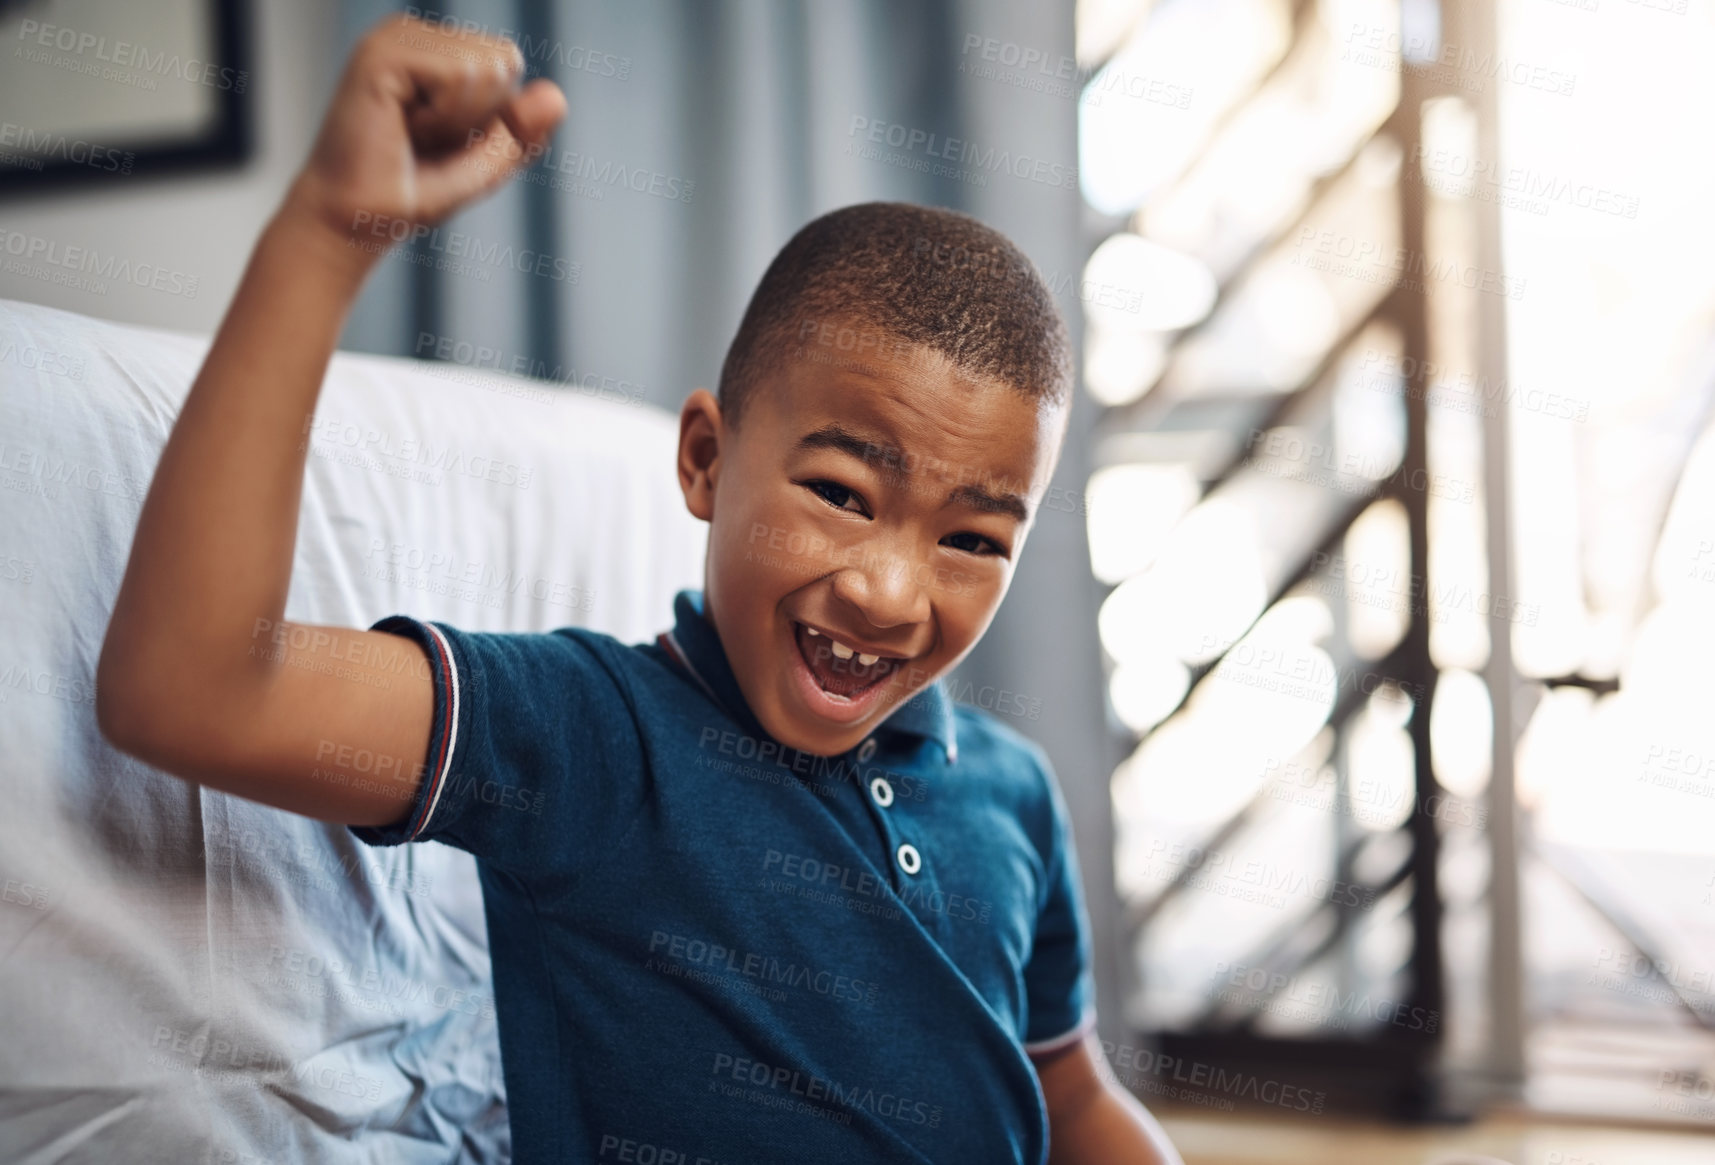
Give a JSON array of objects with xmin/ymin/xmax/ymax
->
[
  {"xmin": 1023, "ymin": 1006, "xmax": 1097, "ymax": 1059},
  {"xmin": 405, "ymin": 621, "xmax": 462, "ymax": 841}
]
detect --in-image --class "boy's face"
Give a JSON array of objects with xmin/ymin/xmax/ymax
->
[{"xmin": 677, "ymin": 328, "xmax": 1067, "ymax": 758}]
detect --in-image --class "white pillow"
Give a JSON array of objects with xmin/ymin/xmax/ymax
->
[{"xmin": 0, "ymin": 297, "xmax": 706, "ymax": 1162}]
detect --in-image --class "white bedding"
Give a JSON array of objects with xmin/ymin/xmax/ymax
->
[{"xmin": 0, "ymin": 298, "xmax": 706, "ymax": 1163}]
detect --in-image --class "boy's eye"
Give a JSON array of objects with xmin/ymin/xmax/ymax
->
[
  {"xmin": 805, "ymin": 480, "xmax": 868, "ymax": 516},
  {"xmin": 943, "ymin": 531, "xmax": 1008, "ymax": 558}
]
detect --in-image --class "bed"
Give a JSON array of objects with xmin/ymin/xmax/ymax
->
[{"xmin": 0, "ymin": 297, "xmax": 706, "ymax": 1162}]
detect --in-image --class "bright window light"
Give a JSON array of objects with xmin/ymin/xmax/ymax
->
[
  {"xmin": 1429, "ymin": 668, "xmax": 1491, "ymax": 800},
  {"xmin": 1084, "ymin": 328, "xmax": 1169, "ymax": 406},
  {"xmin": 1098, "ymin": 497, "xmax": 1268, "ymax": 665},
  {"xmin": 1078, "ymin": 0, "xmax": 1292, "ymax": 216},
  {"xmin": 1085, "ymin": 461, "xmax": 1201, "ymax": 584},
  {"xmin": 1083, "ymin": 232, "xmax": 1218, "ymax": 334}
]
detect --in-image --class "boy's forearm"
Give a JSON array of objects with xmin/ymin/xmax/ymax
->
[
  {"xmin": 98, "ymin": 203, "xmax": 372, "ymax": 743},
  {"xmin": 1050, "ymin": 1083, "xmax": 1185, "ymax": 1165}
]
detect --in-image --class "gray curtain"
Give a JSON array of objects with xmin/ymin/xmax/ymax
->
[
  {"xmin": 338, "ymin": 0, "xmax": 1122, "ymax": 1042},
  {"xmin": 342, "ymin": 0, "xmax": 1039, "ymax": 411}
]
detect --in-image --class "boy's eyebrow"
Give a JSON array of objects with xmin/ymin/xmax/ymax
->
[
  {"xmin": 794, "ymin": 423, "xmax": 881, "ymax": 464},
  {"xmin": 948, "ymin": 483, "xmax": 1030, "ymax": 523},
  {"xmin": 793, "ymin": 423, "xmax": 1032, "ymax": 523}
]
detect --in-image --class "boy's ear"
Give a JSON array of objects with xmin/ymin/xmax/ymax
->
[{"xmin": 677, "ymin": 388, "xmax": 722, "ymax": 522}]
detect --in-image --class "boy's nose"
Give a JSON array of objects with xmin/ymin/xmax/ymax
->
[{"xmin": 828, "ymin": 545, "xmax": 931, "ymax": 635}]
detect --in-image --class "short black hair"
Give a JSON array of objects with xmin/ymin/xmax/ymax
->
[{"xmin": 717, "ymin": 202, "xmax": 1072, "ymax": 426}]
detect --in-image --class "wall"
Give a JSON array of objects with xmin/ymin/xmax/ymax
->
[{"xmin": 0, "ymin": 0, "xmax": 343, "ymax": 335}]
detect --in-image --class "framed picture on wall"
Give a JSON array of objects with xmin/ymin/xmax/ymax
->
[{"xmin": 0, "ymin": 0, "xmax": 252, "ymax": 194}]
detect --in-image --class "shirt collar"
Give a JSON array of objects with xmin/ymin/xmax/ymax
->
[{"xmin": 660, "ymin": 589, "xmax": 958, "ymax": 763}]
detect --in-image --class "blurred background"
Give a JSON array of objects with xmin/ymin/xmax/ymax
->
[{"xmin": 5, "ymin": 0, "xmax": 1715, "ymax": 1161}]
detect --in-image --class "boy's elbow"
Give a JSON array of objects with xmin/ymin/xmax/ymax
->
[
  {"xmin": 95, "ymin": 633, "xmax": 190, "ymax": 768},
  {"xmin": 96, "ymin": 633, "xmax": 277, "ymax": 794},
  {"xmin": 95, "ymin": 642, "xmax": 159, "ymax": 761}
]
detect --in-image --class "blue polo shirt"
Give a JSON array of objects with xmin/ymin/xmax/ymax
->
[{"xmin": 353, "ymin": 590, "xmax": 1096, "ymax": 1164}]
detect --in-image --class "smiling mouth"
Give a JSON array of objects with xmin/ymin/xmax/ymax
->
[{"xmin": 793, "ymin": 622, "xmax": 903, "ymax": 700}]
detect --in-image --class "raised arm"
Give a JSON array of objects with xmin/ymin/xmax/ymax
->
[{"xmin": 96, "ymin": 16, "xmax": 566, "ymax": 826}]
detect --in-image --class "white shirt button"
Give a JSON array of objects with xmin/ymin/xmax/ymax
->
[
  {"xmin": 896, "ymin": 843, "xmax": 921, "ymax": 875},
  {"xmin": 857, "ymin": 738, "xmax": 878, "ymax": 763},
  {"xmin": 869, "ymin": 777, "xmax": 894, "ymax": 808}
]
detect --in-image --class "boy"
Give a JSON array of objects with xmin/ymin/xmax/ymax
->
[{"xmin": 96, "ymin": 15, "xmax": 1182, "ymax": 1165}]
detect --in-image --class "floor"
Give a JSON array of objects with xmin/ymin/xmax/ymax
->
[{"xmin": 1155, "ymin": 1107, "xmax": 1715, "ymax": 1165}]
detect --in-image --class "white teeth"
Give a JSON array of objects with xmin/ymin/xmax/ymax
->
[{"xmin": 803, "ymin": 626, "xmax": 882, "ymax": 666}]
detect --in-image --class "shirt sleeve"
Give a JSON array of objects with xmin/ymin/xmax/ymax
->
[
  {"xmin": 1021, "ymin": 751, "xmax": 1098, "ymax": 1058},
  {"xmin": 348, "ymin": 615, "xmax": 648, "ymax": 883}
]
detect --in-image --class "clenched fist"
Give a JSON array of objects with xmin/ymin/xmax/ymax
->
[{"xmin": 283, "ymin": 14, "xmax": 567, "ymax": 269}]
